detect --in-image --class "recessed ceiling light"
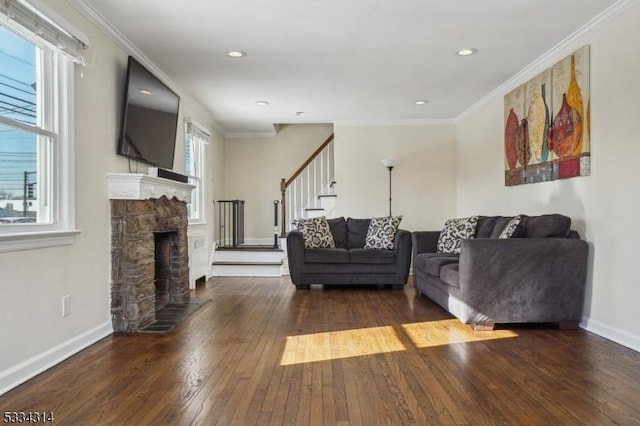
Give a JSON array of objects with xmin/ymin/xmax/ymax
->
[
  {"xmin": 255, "ymin": 101, "xmax": 269, "ymax": 106},
  {"xmin": 415, "ymin": 100, "xmax": 428, "ymax": 105},
  {"xmin": 139, "ymin": 89, "xmax": 152, "ymax": 95},
  {"xmin": 456, "ymin": 48, "xmax": 478, "ymax": 56},
  {"xmin": 227, "ymin": 50, "xmax": 247, "ymax": 58}
]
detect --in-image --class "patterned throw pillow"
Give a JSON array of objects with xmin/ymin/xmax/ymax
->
[
  {"xmin": 364, "ymin": 216, "xmax": 403, "ymax": 249},
  {"xmin": 292, "ymin": 216, "xmax": 336, "ymax": 249},
  {"xmin": 499, "ymin": 216, "xmax": 522, "ymax": 239},
  {"xmin": 436, "ymin": 216, "xmax": 479, "ymax": 254}
]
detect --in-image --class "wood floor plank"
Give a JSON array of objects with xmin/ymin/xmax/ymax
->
[{"xmin": 2, "ymin": 277, "xmax": 640, "ymax": 425}]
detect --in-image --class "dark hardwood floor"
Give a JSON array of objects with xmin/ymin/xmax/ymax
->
[{"xmin": 2, "ymin": 277, "xmax": 640, "ymax": 425}]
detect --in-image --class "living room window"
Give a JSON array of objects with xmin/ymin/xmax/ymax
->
[
  {"xmin": 0, "ymin": 0, "xmax": 88, "ymax": 251},
  {"xmin": 184, "ymin": 120, "xmax": 208, "ymax": 224}
]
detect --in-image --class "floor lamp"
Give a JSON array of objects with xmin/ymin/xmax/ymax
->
[{"xmin": 381, "ymin": 158, "xmax": 397, "ymax": 216}]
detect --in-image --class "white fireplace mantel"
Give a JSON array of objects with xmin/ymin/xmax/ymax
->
[{"xmin": 107, "ymin": 173, "xmax": 195, "ymax": 202}]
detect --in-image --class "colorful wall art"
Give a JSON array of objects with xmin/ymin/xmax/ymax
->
[{"xmin": 504, "ymin": 46, "xmax": 590, "ymax": 186}]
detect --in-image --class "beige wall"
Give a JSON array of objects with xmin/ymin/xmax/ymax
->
[
  {"xmin": 334, "ymin": 124, "xmax": 457, "ymax": 232},
  {"xmin": 0, "ymin": 0, "xmax": 224, "ymax": 393},
  {"xmin": 456, "ymin": 5, "xmax": 640, "ymax": 350},
  {"xmin": 224, "ymin": 124, "xmax": 333, "ymax": 240}
]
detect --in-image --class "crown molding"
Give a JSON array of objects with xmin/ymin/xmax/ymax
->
[
  {"xmin": 455, "ymin": 0, "xmax": 640, "ymax": 123},
  {"xmin": 334, "ymin": 118, "xmax": 454, "ymax": 128},
  {"xmin": 67, "ymin": 0, "xmax": 228, "ymax": 137}
]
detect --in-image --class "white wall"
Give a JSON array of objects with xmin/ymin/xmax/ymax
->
[
  {"xmin": 0, "ymin": 0, "xmax": 224, "ymax": 394},
  {"xmin": 334, "ymin": 124, "xmax": 457, "ymax": 231},
  {"xmin": 224, "ymin": 124, "xmax": 333, "ymax": 240},
  {"xmin": 456, "ymin": 5, "xmax": 640, "ymax": 350}
]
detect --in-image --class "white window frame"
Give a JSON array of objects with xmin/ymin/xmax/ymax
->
[
  {"xmin": 0, "ymin": 10, "xmax": 81, "ymax": 252},
  {"xmin": 184, "ymin": 119, "xmax": 208, "ymax": 225}
]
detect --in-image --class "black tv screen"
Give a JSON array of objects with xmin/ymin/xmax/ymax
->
[{"xmin": 117, "ymin": 56, "xmax": 180, "ymax": 170}]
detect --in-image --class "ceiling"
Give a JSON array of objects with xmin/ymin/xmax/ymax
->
[{"xmin": 75, "ymin": 0, "xmax": 618, "ymax": 136}]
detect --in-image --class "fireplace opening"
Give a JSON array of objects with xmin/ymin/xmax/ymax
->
[{"xmin": 154, "ymin": 231, "xmax": 174, "ymax": 311}]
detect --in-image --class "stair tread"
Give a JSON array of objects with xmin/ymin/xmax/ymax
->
[
  {"xmin": 317, "ymin": 194, "xmax": 338, "ymax": 198},
  {"xmin": 305, "ymin": 208, "xmax": 325, "ymax": 211}
]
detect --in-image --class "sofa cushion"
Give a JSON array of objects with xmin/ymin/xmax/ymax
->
[
  {"xmin": 304, "ymin": 248, "xmax": 349, "ymax": 263},
  {"xmin": 436, "ymin": 216, "xmax": 479, "ymax": 254},
  {"xmin": 489, "ymin": 216, "xmax": 523, "ymax": 238},
  {"xmin": 349, "ymin": 248, "xmax": 396, "ymax": 264},
  {"xmin": 499, "ymin": 215, "xmax": 523, "ymax": 238},
  {"xmin": 523, "ymin": 214, "xmax": 571, "ymax": 238},
  {"xmin": 327, "ymin": 217, "xmax": 347, "ymax": 248},
  {"xmin": 364, "ymin": 215, "xmax": 403, "ymax": 249},
  {"xmin": 475, "ymin": 216, "xmax": 500, "ymax": 238},
  {"xmin": 292, "ymin": 216, "xmax": 335, "ymax": 249},
  {"xmin": 414, "ymin": 253, "xmax": 459, "ymax": 276},
  {"xmin": 439, "ymin": 263, "xmax": 460, "ymax": 288},
  {"xmin": 347, "ymin": 218, "xmax": 371, "ymax": 249}
]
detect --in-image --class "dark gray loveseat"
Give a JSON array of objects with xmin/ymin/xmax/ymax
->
[
  {"xmin": 287, "ymin": 217, "xmax": 412, "ymax": 289},
  {"xmin": 412, "ymin": 214, "xmax": 588, "ymax": 330}
]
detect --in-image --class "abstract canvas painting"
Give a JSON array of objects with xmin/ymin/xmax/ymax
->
[{"xmin": 504, "ymin": 46, "xmax": 590, "ymax": 186}]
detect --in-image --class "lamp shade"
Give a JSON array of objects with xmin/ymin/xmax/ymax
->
[{"xmin": 381, "ymin": 158, "xmax": 397, "ymax": 168}]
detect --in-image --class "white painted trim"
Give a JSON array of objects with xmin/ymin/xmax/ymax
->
[
  {"xmin": 0, "ymin": 116, "xmax": 57, "ymax": 139},
  {"xmin": 0, "ymin": 41, "xmax": 77, "ymax": 244},
  {"xmin": 0, "ymin": 321, "xmax": 113, "ymax": 396},
  {"xmin": 580, "ymin": 317, "xmax": 640, "ymax": 354},
  {"xmin": 455, "ymin": 0, "xmax": 640, "ymax": 123},
  {"xmin": 107, "ymin": 173, "xmax": 195, "ymax": 202},
  {"xmin": 334, "ymin": 118, "xmax": 454, "ymax": 127},
  {"xmin": 67, "ymin": 0, "xmax": 226, "ymax": 137},
  {"xmin": 0, "ymin": 229, "xmax": 81, "ymax": 253}
]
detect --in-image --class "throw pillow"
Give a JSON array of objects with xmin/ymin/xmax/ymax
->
[
  {"xmin": 436, "ymin": 216, "xmax": 479, "ymax": 254},
  {"xmin": 499, "ymin": 216, "xmax": 522, "ymax": 239},
  {"xmin": 292, "ymin": 216, "xmax": 336, "ymax": 249},
  {"xmin": 364, "ymin": 215, "xmax": 403, "ymax": 249}
]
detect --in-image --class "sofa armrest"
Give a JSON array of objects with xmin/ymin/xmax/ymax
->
[
  {"xmin": 286, "ymin": 230, "xmax": 305, "ymax": 285},
  {"xmin": 458, "ymin": 238, "xmax": 589, "ymax": 323},
  {"xmin": 411, "ymin": 231, "xmax": 440, "ymax": 256},
  {"xmin": 394, "ymin": 229, "xmax": 412, "ymax": 275}
]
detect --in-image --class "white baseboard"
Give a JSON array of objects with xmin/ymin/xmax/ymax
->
[
  {"xmin": 580, "ymin": 317, "xmax": 640, "ymax": 353},
  {"xmin": 0, "ymin": 321, "xmax": 113, "ymax": 396}
]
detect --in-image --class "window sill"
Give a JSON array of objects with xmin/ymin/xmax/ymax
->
[{"xmin": 0, "ymin": 229, "xmax": 82, "ymax": 253}]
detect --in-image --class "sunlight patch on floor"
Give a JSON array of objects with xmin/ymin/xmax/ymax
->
[
  {"xmin": 280, "ymin": 326, "xmax": 406, "ymax": 366},
  {"xmin": 280, "ymin": 320, "xmax": 519, "ymax": 366},
  {"xmin": 402, "ymin": 319, "xmax": 518, "ymax": 348}
]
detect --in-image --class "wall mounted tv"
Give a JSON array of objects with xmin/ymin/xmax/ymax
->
[{"xmin": 117, "ymin": 56, "xmax": 180, "ymax": 170}]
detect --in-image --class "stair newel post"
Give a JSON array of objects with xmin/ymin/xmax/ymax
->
[{"xmin": 280, "ymin": 178, "xmax": 287, "ymax": 238}]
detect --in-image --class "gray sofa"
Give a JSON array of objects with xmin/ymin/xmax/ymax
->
[
  {"xmin": 412, "ymin": 214, "xmax": 588, "ymax": 330},
  {"xmin": 287, "ymin": 217, "xmax": 412, "ymax": 289}
]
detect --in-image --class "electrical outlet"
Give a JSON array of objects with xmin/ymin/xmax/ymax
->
[{"xmin": 62, "ymin": 295, "xmax": 71, "ymax": 317}]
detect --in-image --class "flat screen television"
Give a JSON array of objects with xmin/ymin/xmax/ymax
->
[{"xmin": 117, "ymin": 56, "xmax": 180, "ymax": 170}]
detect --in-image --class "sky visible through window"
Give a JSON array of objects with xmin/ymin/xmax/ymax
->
[{"xmin": 0, "ymin": 25, "xmax": 37, "ymax": 211}]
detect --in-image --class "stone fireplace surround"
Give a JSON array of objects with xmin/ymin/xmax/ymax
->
[{"xmin": 108, "ymin": 173, "xmax": 195, "ymax": 332}]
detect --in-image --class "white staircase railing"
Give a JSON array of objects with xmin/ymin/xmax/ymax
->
[{"xmin": 280, "ymin": 134, "xmax": 335, "ymax": 235}]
